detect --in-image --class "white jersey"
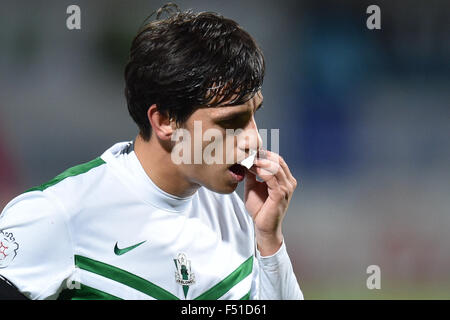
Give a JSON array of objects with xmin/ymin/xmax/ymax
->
[{"xmin": 0, "ymin": 141, "xmax": 303, "ymax": 300}]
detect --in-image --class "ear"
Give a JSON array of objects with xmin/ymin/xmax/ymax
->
[{"xmin": 147, "ymin": 104, "xmax": 174, "ymax": 140}]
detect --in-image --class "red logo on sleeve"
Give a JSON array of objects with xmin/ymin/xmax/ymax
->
[{"xmin": 0, "ymin": 230, "xmax": 19, "ymax": 268}]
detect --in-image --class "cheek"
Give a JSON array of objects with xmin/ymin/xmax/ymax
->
[
  {"xmin": 180, "ymin": 117, "xmax": 238, "ymax": 166},
  {"xmin": 201, "ymin": 132, "xmax": 233, "ymax": 165}
]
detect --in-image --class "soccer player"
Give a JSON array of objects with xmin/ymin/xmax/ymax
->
[{"xmin": 0, "ymin": 4, "xmax": 303, "ymax": 300}]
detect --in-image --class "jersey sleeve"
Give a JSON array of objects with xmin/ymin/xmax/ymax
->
[
  {"xmin": 250, "ymin": 239, "xmax": 304, "ymax": 300},
  {"xmin": 0, "ymin": 191, "xmax": 74, "ymax": 299}
]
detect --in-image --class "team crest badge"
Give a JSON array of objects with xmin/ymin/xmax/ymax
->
[
  {"xmin": 174, "ymin": 253, "xmax": 195, "ymax": 298},
  {"xmin": 0, "ymin": 230, "xmax": 19, "ymax": 268}
]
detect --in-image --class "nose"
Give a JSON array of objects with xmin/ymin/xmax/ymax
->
[{"xmin": 236, "ymin": 116, "xmax": 262, "ymax": 155}]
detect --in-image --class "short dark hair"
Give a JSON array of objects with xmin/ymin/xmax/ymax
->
[{"xmin": 124, "ymin": 3, "xmax": 265, "ymax": 140}]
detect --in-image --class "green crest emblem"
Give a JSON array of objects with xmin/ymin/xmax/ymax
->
[{"xmin": 174, "ymin": 253, "xmax": 195, "ymax": 298}]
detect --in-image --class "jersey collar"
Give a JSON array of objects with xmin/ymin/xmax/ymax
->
[{"xmin": 102, "ymin": 141, "xmax": 195, "ymax": 213}]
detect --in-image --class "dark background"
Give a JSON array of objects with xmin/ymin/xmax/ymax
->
[{"xmin": 1, "ymin": 0, "xmax": 449, "ymax": 298}]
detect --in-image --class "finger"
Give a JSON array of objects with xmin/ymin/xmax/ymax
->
[
  {"xmin": 248, "ymin": 165, "xmax": 279, "ymax": 190},
  {"xmin": 248, "ymin": 164, "xmax": 277, "ymax": 179},
  {"xmin": 253, "ymin": 158, "xmax": 279, "ymax": 175},
  {"xmin": 260, "ymin": 150, "xmax": 297, "ymax": 187},
  {"xmin": 244, "ymin": 166, "xmax": 258, "ymax": 188},
  {"xmin": 277, "ymin": 155, "xmax": 297, "ymax": 187},
  {"xmin": 254, "ymin": 157, "xmax": 290, "ymax": 188}
]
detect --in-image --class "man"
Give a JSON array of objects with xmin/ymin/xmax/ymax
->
[{"xmin": 0, "ymin": 4, "xmax": 303, "ymax": 300}]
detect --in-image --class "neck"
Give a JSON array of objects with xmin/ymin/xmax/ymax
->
[{"xmin": 134, "ymin": 134, "xmax": 199, "ymax": 198}]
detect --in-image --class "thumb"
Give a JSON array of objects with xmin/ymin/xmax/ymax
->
[
  {"xmin": 244, "ymin": 167, "xmax": 257, "ymax": 197},
  {"xmin": 244, "ymin": 166, "xmax": 266, "ymax": 198}
]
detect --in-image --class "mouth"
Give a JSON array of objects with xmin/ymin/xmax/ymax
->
[{"xmin": 227, "ymin": 163, "xmax": 247, "ymax": 182}]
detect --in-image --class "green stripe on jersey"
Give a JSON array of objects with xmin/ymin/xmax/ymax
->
[
  {"xmin": 74, "ymin": 255, "xmax": 253, "ymax": 300},
  {"xmin": 25, "ymin": 157, "xmax": 106, "ymax": 192},
  {"xmin": 75, "ymin": 255, "xmax": 179, "ymax": 300},
  {"xmin": 194, "ymin": 256, "xmax": 253, "ymax": 300},
  {"xmin": 58, "ymin": 283, "xmax": 122, "ymax": 300},
  {"xmin": 240, "ymin": 290, "xmax": 251, "ymax": 300}
]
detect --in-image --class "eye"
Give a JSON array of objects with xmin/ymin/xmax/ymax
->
[
  {"xmin": 218, "ymin": 114, "xmax": 250, "ymax": 129},
  {"xmin": 218, "ymin": 117, "xmax": 240, "ymax": 129}
]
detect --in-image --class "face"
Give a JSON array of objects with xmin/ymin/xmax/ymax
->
[{"xmin": 173, "ymin": 91, "xmax": 264, "ymax": 194}]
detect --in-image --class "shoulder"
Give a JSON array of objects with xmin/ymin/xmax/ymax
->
[
  {"xmin": 14, "ymin": 141, "xmax": 132, "ymax": 215},
  {"xmin": 25, "ymin": 156, "xmax": 107, "ymax": 196},
  {"xmin": 18, "ymin": 156, "xmax": 107, "ymax": 217},
  {"xmin": 1, "ymin": 189, "xmax": 65, "ymax": 224},
  {"xmin": 0, "ymin": 186, "xmax": 75, "ymax": 299}
]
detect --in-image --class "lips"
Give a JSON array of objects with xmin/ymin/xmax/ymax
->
[{"xmin": 228, "ymin": 163, "xmax": 247, "ymax": 182}]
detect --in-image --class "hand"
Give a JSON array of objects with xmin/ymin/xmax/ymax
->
[{"xmin": 244, "ymin": 150, "xmax": 298, "ymax": 256}]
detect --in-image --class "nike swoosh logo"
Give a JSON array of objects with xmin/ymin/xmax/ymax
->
[{"xmin": 114, "ymin": 240, "xmax": 146, "ymax": 256}]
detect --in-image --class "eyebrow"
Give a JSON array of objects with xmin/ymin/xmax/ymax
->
[{"xmin": 215, "ymin": 100, "xmax": 264, "ymax": 120}]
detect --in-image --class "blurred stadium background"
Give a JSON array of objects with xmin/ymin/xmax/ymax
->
[{"xmin": 1, "ymin": 0, "xmax": 449, "ymax": 299}]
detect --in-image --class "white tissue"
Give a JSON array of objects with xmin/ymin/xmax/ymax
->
[{"xmin": 239, "ymin": 149, "xmax": 257, "ymax": 169}]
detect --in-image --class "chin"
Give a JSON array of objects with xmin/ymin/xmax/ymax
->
[
  {"xmin": 203, "ymin": 179, "xmax": 239, "ymax": 194},
  {"xmin": 218, "ymin": 183, "xmax": 239, "ymax": 194}
]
